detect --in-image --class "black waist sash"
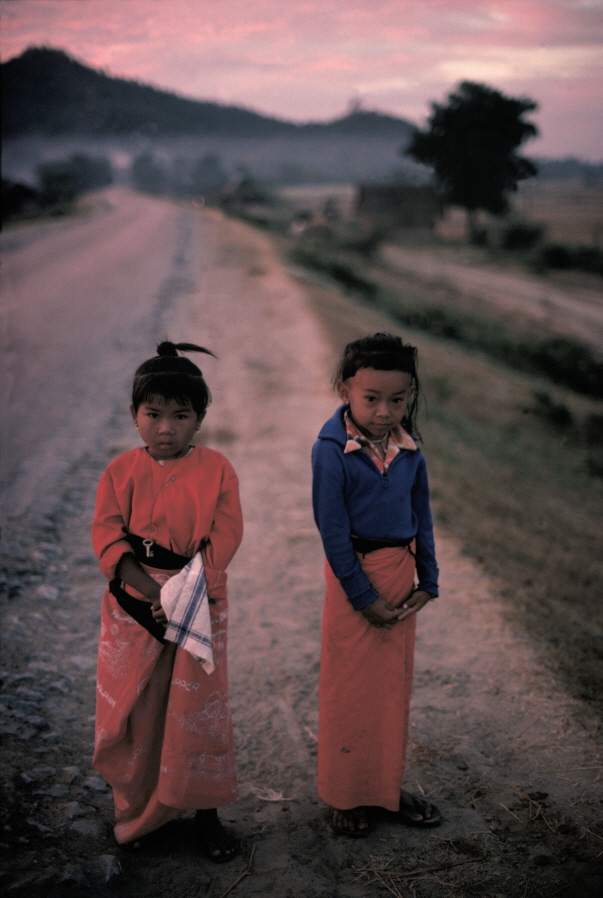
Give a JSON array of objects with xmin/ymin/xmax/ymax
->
[
  {"xmin": 350, "ymin": 535, "xmax": 413, "ymax": 555},
  {"xmin": 108, "ymin": 535, "xmax": 192, "ymax": 643}
]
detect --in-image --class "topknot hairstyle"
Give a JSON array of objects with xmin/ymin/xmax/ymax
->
[
  {"xmin": 132, "ymin": 341, "xmax": 216, "ymax": 416},
  {"xmin": 334, "ymin": 332, "xmax": 421, "ymax": 435}
]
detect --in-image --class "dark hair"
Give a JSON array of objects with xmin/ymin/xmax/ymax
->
[
  {"xmin": 334, "ymin": 332, "xmax": 421, "ymax": 434},
  {"xmin": 132, "ymin": 341, "xmax": 216, "ymax": 415}
]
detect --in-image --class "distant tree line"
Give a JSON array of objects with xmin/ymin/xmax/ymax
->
[
  {"xmin": 130, "ymin": 152, "xmax": 229, "ymax": 203},
  {"xmin": 2, "ymin": 152, "xmax": 113, "ymax": 222}
]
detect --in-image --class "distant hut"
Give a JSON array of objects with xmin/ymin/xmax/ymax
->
[{"xmin": 356, "ymin": 184, "xmax": 442, "ymax": 231}]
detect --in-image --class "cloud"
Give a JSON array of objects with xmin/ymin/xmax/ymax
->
[
  {"xmin": 439, "ymin": 43, "xmax": 603, "ymax": 82},
  {"xmin": 2, "ymin": 0, "xmax": 602, "ymax": 157}
]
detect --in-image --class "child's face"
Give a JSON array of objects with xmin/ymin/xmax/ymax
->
[
  {"xmin": 338, "ymin": 367, "xmax": 415, "ymax": 438},
  {"xmin": 131, "ymin": 397, "xmax": 204, "ymax": 460}
]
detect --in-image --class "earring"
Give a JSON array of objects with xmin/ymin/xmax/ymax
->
[{"xmin": 135, "ymin": 425, "xmax": 139, "ymax": 431}]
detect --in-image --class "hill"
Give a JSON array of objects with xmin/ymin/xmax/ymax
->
[{"xmin": 1, "ymin": 47, "xmax": 415, "ymax": 143}]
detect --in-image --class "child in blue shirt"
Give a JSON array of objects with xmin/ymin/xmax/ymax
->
[{"xmin": 312, "ymin": 332, "xmax": 441, "ymax": 836}]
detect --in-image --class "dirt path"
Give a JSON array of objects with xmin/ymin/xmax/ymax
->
[{"xmin": 1, "ymin": 202, "xmax": 602, "ymax": 897}]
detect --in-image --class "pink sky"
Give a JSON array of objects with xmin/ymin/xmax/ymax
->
[{"xmin": 2, "ymin": 0, "xmax": 602, "ymax": 159}]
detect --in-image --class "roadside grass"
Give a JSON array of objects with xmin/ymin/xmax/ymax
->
[
  {"xmin": 419, "ymin": 340, "xmax": 603, "ymax": 709},
  {"xmin": 289, "ymin": 244, "xmax": 603, "ymax": 397},
  {"xmin": 291, "ymin": 256, "xmax": 603, "ymax": 716}
]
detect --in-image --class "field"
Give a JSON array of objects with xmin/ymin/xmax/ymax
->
[
  {"xmin": 278, "ymin": 179, "xmax": 603, "ymax": 251},
  {"xmin": 436, "ymin": 180, "xmax": 603, "ymax": 247}
]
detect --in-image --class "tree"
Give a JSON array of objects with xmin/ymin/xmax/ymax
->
[
  {"xmin": 130, "ymin": 152, "xmax": 168, "ymax": 194},
  {"xmin": 405, "ymin": 81, "xmax": 538, "ymax": 240},
  {"xmin": 36, "ymin": 153, "xmax": 113, "ymax": 208}
]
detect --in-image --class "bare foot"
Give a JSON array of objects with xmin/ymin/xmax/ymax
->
[
  {"xmin": 195, "ymin": 808, "xmax": 241, "ymax": 863},
  {"xmin": 330, "ymin": 806, "xmax": 370, "ymax": 837}
]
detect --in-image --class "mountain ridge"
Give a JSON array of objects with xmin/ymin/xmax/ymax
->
[{"xmin": 1, "ymin": 47, "xmax": 416, "ymax": 142}]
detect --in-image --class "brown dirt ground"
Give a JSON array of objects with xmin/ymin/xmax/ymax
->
[{"xmin": 1, "ymin": 206, "xmax": 602, "ymax": 897}]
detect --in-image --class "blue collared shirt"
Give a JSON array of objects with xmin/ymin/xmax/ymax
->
[{"xmin": 311, "ymin": 405, "xmax": 439, "ymax": 609}]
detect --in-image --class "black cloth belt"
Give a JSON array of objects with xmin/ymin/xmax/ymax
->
[
  {"xmin": 107, "ymin": 534, "xmax": 192, "ymax": 643},
  {"xmin": 125, "ymin": 533, "xmax": 192, "ymax": 569},
  {"xmin": 350, "ymin": 535, "xmax": 414, "ymax": 555},
  {"xmin": 108, "ymin": 578, "xmax": 166, "ymax": 644}
]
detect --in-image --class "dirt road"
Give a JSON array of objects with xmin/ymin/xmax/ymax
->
[
  {"xmin": 1, "ymin": 193, "xmax": 601, "ymax": 897},
  {"xmin": 0, "ymin": 188, "xmax": 203, "ymax": 522}
]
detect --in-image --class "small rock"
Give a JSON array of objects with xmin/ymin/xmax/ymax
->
[
  {"xmin": 64, "ymin": 801, "xmax": 89, "ymax": 820},
  {"xmin": 28, "ymin": 661, "xmax": 58, "ymax": 673},
  {"xmin": 8, "ymin": 874, "xmax": 36, "ymax": 891},
  {"xmin": 34, "ymin": 584, "xmax": 59, "ymax": 601},
  {"xmin": 100, "ymin": 854, "xmax": 122, "ymax": 883},
  {"xmin": 60, "ymin": 864, "xmax": 90, "ymax": 887},
  {"xmin": 84, "ymin": 775, "xmax": 108, "ymax": 792},
  {"xmin": 13, "ymin": 673, "xmax": 35, "ymax": 683},
  {"xmin": 15, "ymin": 687, "xmax": 44, "ymax": 701},
  {"xmin": 533, "ymin": 854, "xmax": 555, "ymax": 866},
  {"xmin": 25, "ymin": 715, "xmax": 49, "ymax": 730},
  {"xmin": 63, "ymin": 765, "xmax": 82, "ymax": 783},
  {"xmin": 26, "ymin": 817, "xmax": 55, "ymax": 836},
  {"xmin": 35, "ymin": 784, "xmax": 70, "ymax": 798},
  {"xmin": 0, "ymin": 723, "xmax": 21, "ymax": 736},
  {"xmin": 70, "ymin": 818, "xmax": 104, "ymax": 840},
  {"xmin": 31, "ymin": 766, "xmax": 56, "ymax": 779},
  {"xmin": 71, "ymin": 656, "xmax": 96, "ymax": 672},
  {"xmin": 17, "ymin": 727, "xmax": 37, "ymax": 741}
]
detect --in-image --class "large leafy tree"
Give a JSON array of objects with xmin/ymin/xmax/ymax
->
[{"xmin": 405, "ymin": 81, "xmax": 538, "ymax": 239}]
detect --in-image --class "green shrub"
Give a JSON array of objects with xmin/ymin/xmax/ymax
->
[
  {"xmin": 524, "ymin": 391, "xmax": 573, "ymax": 431},
  {"xmin": 538, "ymin": 242, "xmax": 603, "ymax": 276},
  {"xmin": 583, "ymin": 413, "xmax": 603, "ymax": 446},
  {"xmin": 500, "ymin": 220, "xmax": 544, "ymax": 251},
  {"xmin": 288, "ymin": 247, "xmax": 379, "ymax": 300}
]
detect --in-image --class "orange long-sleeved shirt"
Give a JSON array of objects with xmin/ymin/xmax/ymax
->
[{"xmin": 92, "ymin": 446, "xmax": 243, "ymax": 598}]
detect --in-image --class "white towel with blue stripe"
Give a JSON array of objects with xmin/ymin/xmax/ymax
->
[{"xmin": 160, "ymin": 552, "xmax": 214, "ymax": 673}]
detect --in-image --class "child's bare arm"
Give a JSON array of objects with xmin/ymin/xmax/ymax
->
[{"xmin": 115, "ymin": 554, "xmax": 166, "ymax": 624}]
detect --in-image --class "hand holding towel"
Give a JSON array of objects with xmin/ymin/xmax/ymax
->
[{"xmin": 160, "ymin": 553, "xmax": 214, "ymax": 673}]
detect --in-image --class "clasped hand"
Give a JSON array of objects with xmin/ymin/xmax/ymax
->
[{"xmin": 361, "ymin": 589, "xmax": 431, "ymax": 628}]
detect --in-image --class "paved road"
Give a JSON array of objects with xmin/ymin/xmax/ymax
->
[{"xmin": 0, "ymin": 188, "xmax": 202, "ymax": 525}]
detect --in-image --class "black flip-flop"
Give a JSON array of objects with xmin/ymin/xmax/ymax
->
[{"xmin": 393, "ymin": 793, "xmax": 442, "ymax": 828}]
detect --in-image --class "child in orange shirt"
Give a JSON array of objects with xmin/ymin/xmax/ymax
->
[{"xmin": 92, "ymin": 341, "xmax": 243, "ymax": 860}]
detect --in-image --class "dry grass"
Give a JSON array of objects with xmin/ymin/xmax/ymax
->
[
  {"xmin": 301, "ymin": 272, "xmax": 603, "ymax": 716},
  {"xmin": 409, "ymin": 332, "xmax": 603, "ymax": 710},
  {"xmin": 437, "ymin": 181, "xmax": 603, "ymax": 247}
]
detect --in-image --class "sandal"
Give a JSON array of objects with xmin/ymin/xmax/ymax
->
[
  {"xmin": 392, "ymin": 791, "xmax": 442, "ymax": 828},
  {"xmin": 330, "ymin": 806, "xmax": 371, "ymax": 838},
  {"xmin": 195, "ymin": 809, "xmax": 242, "ymax": 864}
]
